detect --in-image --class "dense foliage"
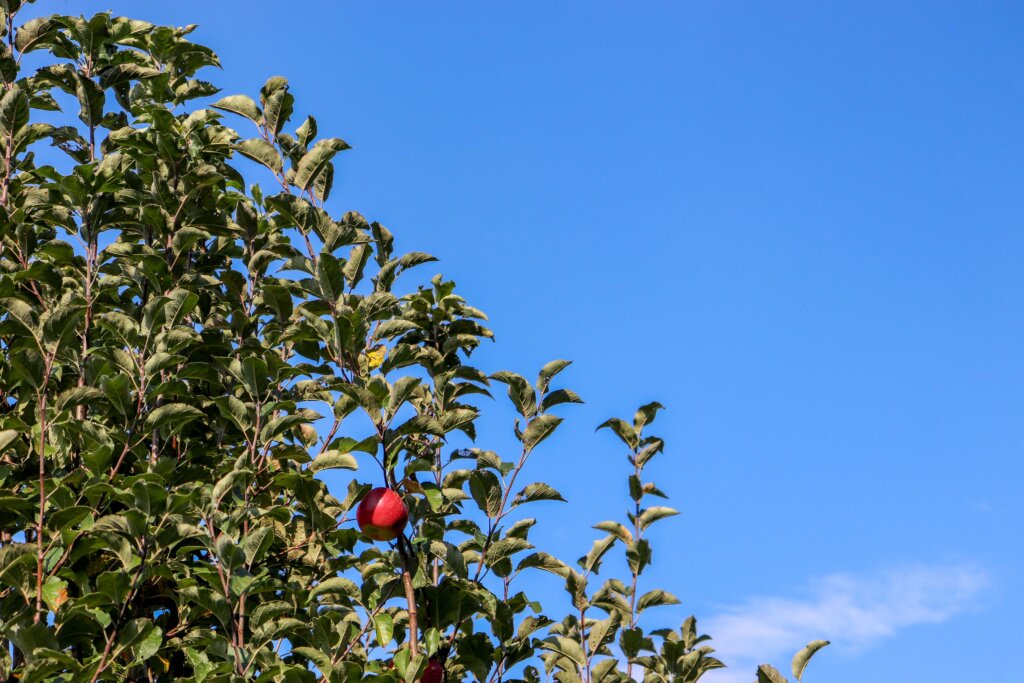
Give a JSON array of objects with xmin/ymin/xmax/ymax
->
[{"xmin": 0, "ymin": 2, "xmax": 827, "ymax": 681}]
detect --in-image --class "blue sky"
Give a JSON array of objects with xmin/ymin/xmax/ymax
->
[{"xmin": 33, "ymin": 1, "xmax": 1024, "ymax": 681}]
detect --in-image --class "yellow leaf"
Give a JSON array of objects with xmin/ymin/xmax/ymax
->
[{"xmin": 366, "ymin": 346, "xmax": 385, "ymax": 369}]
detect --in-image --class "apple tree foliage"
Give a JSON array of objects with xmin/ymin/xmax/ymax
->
[{"xmin": 0, "ymin": 2, "xmax": 829, "ymax": 681}]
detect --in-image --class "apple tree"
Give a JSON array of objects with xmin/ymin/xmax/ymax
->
[{"xmin": 0, "ymin": 2, "xmax": 828, "ymax": 682}]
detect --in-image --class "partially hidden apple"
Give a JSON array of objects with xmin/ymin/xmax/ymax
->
[
  {"xmin": 421, "ymin": 659, "xmax": 444, "ymax": 683},
  {"xmin": 356, "ymin": 487, "xmax": 409, "ymax": 541}
]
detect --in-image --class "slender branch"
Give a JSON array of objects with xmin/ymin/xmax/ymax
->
[
  {"xmin": 33, "ymin": 389, "xmax": 47, "ymax": 623},
  {"xmin": 318, "ymin": 582, "xmax": 401, "ymax": 683},
  {"xmin": 33, "ymin": 353, "xmax": 54, "ymax": 624},
  {"xmin": 626, "ymin": 443, "xmax": 642, "ymax": 680},
  {"xmin": 204, "ymin": 516, "xmax": 247, "ymax": 675},
  {"xmin": 77, "ymin": 237, "xmax": 97, "ymax": 421},
  {"xmin": 397, "ymin": 534, "xmax": 419, "ymax": 657},
  {"xmin": 88, "ymin": 532, "xmax": 152, "ymax": 683}
]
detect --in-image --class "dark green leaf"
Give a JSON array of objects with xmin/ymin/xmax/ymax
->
[
  {"xmin": 522, "ymin": 414, "xmax": 562, "ymax": 453},
  {"xmin": 596, "ymin": 417, "xmax": 637, "ymax": 449},
  {"xmin": 513, "ymin": 482, "xmax": 565, "ymax": 506}
]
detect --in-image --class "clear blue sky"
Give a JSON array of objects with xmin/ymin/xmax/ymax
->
[{"xmin": 36, "ymin": 1, "xmax": 1024, "ymax": 681}]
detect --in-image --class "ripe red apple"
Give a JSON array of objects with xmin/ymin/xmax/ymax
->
[
  {"xmin": 421, "ymin": 659, "xmax": 444, "ymax": 683},
  {"xmin": 356, "ymin": 487, "xmax": 409, "ymax": 541}
]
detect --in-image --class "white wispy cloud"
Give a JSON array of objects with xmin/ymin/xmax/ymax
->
[{"xmin": 698, "ymin": 562, "xmax": 989, "ymax": 683}]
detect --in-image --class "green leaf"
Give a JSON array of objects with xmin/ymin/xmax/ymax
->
[
  {"xmin": 165, "ymin": 289, "xmax": 200, "ymax": 327},
  {"xmin": 578, "ymin": 534, "xmax": 616, "ymax": 574},
  {"xmin": 117, "ymin": 619, "xmax": 161, "ymax": 665},
  {"xmin": 212, "ymin": 467, "xmax": 249, "ymax": 506},
  {"xmin": 242, "ymin": 526, "xmax": 274, "ymax": 565},
  {"xmin": 145, "ymin": 403, "xmax": 203, "ymax": 433},
  {"xmin": 210, "ymin": 94, "xmax": 262, "ymax": 123},
  {"xmin": 468, "ymin": 469, "xmax": 502, "ymax": 518},
  {"xmin": 261, "ymin": 78, "xmax": 293, "ymax": 135},
  {"xmin": 387, "ymin": 376, "xmax": 421, "ymax": 416},
  {"xmin": 0, "ymin": 85, "xmax": 29, "ymax": 136},
  {"xmin": 636, "ymin": 438, "xmax": 665, "ymax": 467},
  {"xmin": 308, "ymin": 451, "xmax": 358, "ymax": 473},
  {"xmin": 540, "ymin": 388, "xmax": 583, "ymax": 411},
  {"xmin": 374, "ymin": 613, "xmax": 394, "ymax": 647},
  {"xmin": 401, "ymin": 653, "xmax": 426, "ymax": 683},
  {"xmin": 537, "ymin": 359, "xmax": 572, "ymax": 395},
  {"xmin": 491, "ymin": 371, "xmax": 536, "ymax": 418},
  {"xmin": 343, "ymin": 243, "xmax": 371, "ymax": 286},
  {"xmin": 486, "ymin": 537, "xmax": 533, "ymax": 566},
  {"xmin": 591, "ymin": 659, "xmax": 619, "ymax": 682},
  {"xmin": 292, "ymin": 647, "xmax": 333, "ymax": 677},
  {"xmin": 522, "ymin": 414, "xmax": 563, "ymax": 453},
  {"xmin": 792, "ymin": 640, "xmax": 830, "ymax": 682},
  {"xmin": 634, "ymin": 401, "xmax": 665, "ymax": 432},
  {"xmin": 637, "ymin": 506, "xmax": 679, "ymax": 531},
  {"xmin": 513, "ymin": 482, "xmax": 565, "ymax": 506},
  {"xmin": 0, "ymin": 429, "xmax": 21, "ymax": 453},
  {"xmin": 373, "ymin": 319, "xmax": 420, "ymax": 340},
  {"xmin": 628, "ymin": 474, "xmax": 643, "ymax": 502},
  {"xmin": 619, "ymin": 627, "xmax": 646, "ymax": 659},
  {"xmin": 310, "ymin": 576, "xmax": 360, "ymax": 601},
  {"xmin": 593, "ymin": 521, "xmax": 632, "ymax": 543},
  {"xmin": 517, "ymin": 552, "xmax": 569, "ymax": 578},
  {"xmin": 757, "ymin": 664, "xmax": 789, "ymax": 683},
  {"xmin": 239, "ymin": 356, "xmax": 268, "ymax": 399},
  {"xmin": 636, "ymin": 589, "xmax": 680, "ymax": 611},
  {"xmin": 56, "ymin": 386, "xmax": 104, "ymax": 411},
  {"xmin": 428, "ymin": 540, "xmax": 467, "ymax": 578},
  {"xmin": 596, "ymin": 417, "xmax": 637, "ymax": 449},
  {"xmin": 517, "ymin": 615, "xmax": 553, "ymax": 641},
  {"xmin": 99, "ymin": 63, "xmax": 162, "ymax": 89},
  {"xmin": 542, "ymin": 636, "xmax": 586, "ymax": 669},
  {"xmin": 587, "ymin": 614, "xmax": 620, "ymax": 654},
  {"xmin": 625, "ymin": 539, "xmax": 651, "ymax": 575},
  {"xmin": 394, "ymin": 414, "xmax": 442, "ymax": 437},
  {"xmin": 74, "ymin": 73, "xmax": 104, "ymax": 128},
  {"xmin": 235, "ymin": 138, "xmax": 282, "ymax": 174},
  {"xmin": 184, "ymin": 648, "xmax": 214, "ymax": 682},
  {"xmin": 214, "ymin": 395, "xmax": 252, "ymax": 431},
  {"xmin": 134, "ymin": 623, "xmax": 163, "ymax": 661},
  {"xmin": 296, "ymin": 115, "xmax": 317, "ymax": 146},
  {"xmin": 15, "ymin": 16, "xmax": 58, "ymax": 53},
  {"xmin": 293, "ymin": 137, "xmax": 350, "ymax": 191},
  {"xmin": 259, "ymin": 413, "xmax": 307, "ymax": 442}
]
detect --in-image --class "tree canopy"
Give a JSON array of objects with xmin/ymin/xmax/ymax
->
[{"xmin": 0, "ymin": 3, "xmax": 826, "ymax": 682}]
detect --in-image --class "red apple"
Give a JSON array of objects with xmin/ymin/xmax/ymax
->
[
  {"xmin": 356, "ymin": 487, "xmax": 409, "ymax": 541},
  {"xmin": 421, "ymin": 659, "xmax": 444, "ymax": 683}
]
